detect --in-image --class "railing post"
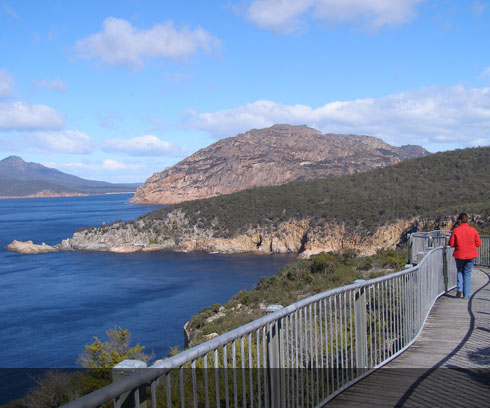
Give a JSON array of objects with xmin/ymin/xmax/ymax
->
[
  {"xmin": 443, "ymin": 245, "xmax": 449, "ymax": 293},
  {"xmin": 354, "ymin": 280, "xmax": 368, "ymax": 375},
  {"xmin": 112, "ymin": 360, "xmax": 148, "ymax": 408},
  {"xmin": 407, "ymin": 234, "xmax": 413, "ymax": 265},
  {"xmin": 266, "ymin": 305, "xmax": 283, "ymax": 408}
]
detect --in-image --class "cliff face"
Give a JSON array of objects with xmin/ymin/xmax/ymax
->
[
  {"xmin": 131, "ymin": 125, "xmax": 428, "ymax": 204},
  {"xmin": 59, "ymin": 210, "xmax": 450, "ymax": 257}
]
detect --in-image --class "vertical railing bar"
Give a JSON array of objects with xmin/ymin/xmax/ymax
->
[
  {"xmin": 373, "ymin": 284, "xmax": 377, "ymax": 367},
  {"xmin": 192, "ymin": 359, "xmax": 197, "ymax": 408},
  {"xmin": 295, "ymin": 310, "xmax": 300, "ymax": 408},
  {"xmin": 280, "ymin": 317, "xmax": 286, "ymax": 408},
  {"xmin": 312, "ymin": 302, "xmax": 318, "ymax": 405},
  {"xmin": 249, "ymin": 332, "xmax": 254, "ymax": 408},
  {"xmin": 256, "ymin": 329, "xmax": 261, "ymax": 408},
  {"xmin": 324, "ymin": 298, "xmax": 329, "ymax": 397},
  {"xmin": 328, "ymin": 296, "xmax": 333, "ymax": 394},
  {"xmin": 164, "ymin": 372, "xmax": 171, "ymax": 408},
  {"xmin": 299, "ymin": 308, "xmax": 304, "ymax": 408},
  {"xmin": 367, "ymin": 284, "xmax": 372, "ymax": 368},
  {"xmin": 263, "ymin": 325, "xmax": 268, "ymax": 408},
  {"xmin": 387, "ymin": 279, "xmax": 393, "ymax": 358},
  {"xmin": 241, "ymin": 336, "xmax": 246, "ymax": 408},
  {"xmin": 403, "ymin": 275, "xmax": 408, "ymax": 348},
  {"xmin": 334, "ymin": 294, "xmax": 339, "ymax": 391},
  {"xmin": 215, "ymin": 349, "xmax": 221, "ymax": 408},
  {"xmin": 224, "ymin": 344, "xmax": 229, "ymax": 408},
  {"xmin": 284, "ymin": 316, "xmax": 290, "ymax": 408},
  {"xmin": 232, "ymin": 340, "xmax": 238, "ymax": 408},
  {"xmin": 396, "ymin": 276, "xmax": 401, "ymax": 353},
  {"xmin": 339, "ymin": 293, "xmax": 344, "ymax": 387},
  {"xmin": 151, "ymin": 379, "xmax": 157, "ymax": 408},
  {"xmin": 393, "ymin": 277, "xmax": 398, "ymax": 355},
  {"xmin": 134, "ymin": 387, "xmax": 140, "ymax": 408},
  {"xmin": 309, "ymin": 303, "xmax": 314, "ymax": 406},
  {"xmin": 349, "ymin": 290, "xmax": 354, "ymax": 381},
  {"xmin": 180, "ymin": 366, "xmax": 185, "ymax": 408},
  {"xmin": 204, "ymin": 354, "xmax": 210, "ymax": 408},
  {"xmin": 304, "ymin": 306, "xmax": 309, "ymax": 407},
  {"xmin": 343, "ymin": 291, "xmax": 348, "ymax": 382},
  {"xmin": 380, "ymin": 279, "xmax": 386, "ymax": 362},
  {"xmin": 397, "ymin": 276, "xmax": 403, "ymax": 352},
  {"xmin": 319, "ymin": 297, "xmax": 325, "ymax": 401},
  {"xmin": 115, "ymin": 396, "xmax": 121, "ymax": 408}
]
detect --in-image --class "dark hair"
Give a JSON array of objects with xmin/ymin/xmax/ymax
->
[{"xmin": 458, "ymin": 213, "xmax": 469, "ymax": 223}]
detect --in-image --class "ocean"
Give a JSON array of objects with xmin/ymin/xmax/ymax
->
[{"xmin": 0, "ymin": 193, "xmax": 296, "ymax": 403}]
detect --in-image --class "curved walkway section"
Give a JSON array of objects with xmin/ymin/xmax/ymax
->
[{"xmin": 327, "ymin": 267, "xmax": 490, "ymax": 407}]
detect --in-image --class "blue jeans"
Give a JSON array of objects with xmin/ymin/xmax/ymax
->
[{"xmin": 455, "ymin": 258, "xmax": 476, "ymax": 298}]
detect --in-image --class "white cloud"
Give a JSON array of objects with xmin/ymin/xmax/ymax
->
[
  {"xmin": 0, "ymin": 101, "xmax": 64, "ymax": 131},
  {"xmin": 246, "ymin": 0, "xmax": 426, "ymax": 32},
  {"xmin": 103, "ymin": 159, "xmax": 128, "ymax": 170},
  {"xmin": 0, "ymin": 69, "xmax": 14, "ymax": 98},
  {"xmin": 185, "ymin": 85, "xmax": 490, "ymax": 148},
  {"xmin": 61, "ymin": 159, "xmax": 139, "ymax": 172},
  {"xmin": 482, "ymin": 66, "xmax": 490, "ymax": 78},
  {"xmin": 247, "ymin": 0, "xmax": 315, "ymax": 33},
  {"xmin": 29, "ymin": 130, "xmax": 94, "ymax": 154},
  {"xmin": 472, "ymin": 0, "xmax": 487, "ymax": 17},
  {"xmin": 1, "ymin": 4, "xmax": 18, "ymax": 20},
  {"xmin": 33, "ymin": 78, "xmax": 68, "ymax": 92},
  {"xmin": 101, "ymin": 134, "xmax": 186, "ymax": 156},
  {"xmin": 74, "ymin": 17, "xmax": 220, "ymax": 69}
]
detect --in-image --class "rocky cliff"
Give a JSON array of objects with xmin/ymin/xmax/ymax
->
[
  {"xmin": 57, "ymin": 211, "xmax": 450, "ymax": 257},
  {"xmin": 131, "ymin": 124, "xmax": 428, "ymax": 204}
]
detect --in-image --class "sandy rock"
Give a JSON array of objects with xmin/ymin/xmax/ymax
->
[
  {"xmin": 109, "ymin": 244, "xmax": 143, "ymax": 253},
  {"xmin": 205, "ymin": 311, "xmax": 225, "ymax": 324},
  {"xmin": 6, "ymin": 240, "xmax": 58, "ymax": 254},
  {"xmin": 203, "ymin": 333, "xmax": 219, "ymax": 341}
]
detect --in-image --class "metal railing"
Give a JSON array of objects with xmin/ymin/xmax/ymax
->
[
  {"xmin": 409, "ymin": 231, "xmax": 489, "ymax": 267},
  {"xmin": 62, "ymin": 235, "xmax": 464, "ymax": 408},
  {"xmin": 408, "ymin": 230, "xmax": 451, "ymax": 264},
  {"xmin": 476, "ymin": 235, "xmax": 490, "ymax": 266}
]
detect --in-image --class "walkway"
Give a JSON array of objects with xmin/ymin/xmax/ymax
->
[{"xmin": 327, "ymin": 267, "xmax": 490, "ymax": 407}]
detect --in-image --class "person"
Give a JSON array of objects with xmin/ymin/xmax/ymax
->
[{"xmin": 448, "ymin": 213, "xmax": 481, "ymax": 299}]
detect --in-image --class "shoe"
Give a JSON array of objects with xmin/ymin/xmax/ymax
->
[{"xmin": 456, "ymin": 291, "xmax": 462, "ymax": 298}]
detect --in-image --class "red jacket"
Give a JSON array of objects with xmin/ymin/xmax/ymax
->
[{"xmin": 449, "ymin": 223, "xmax": 481, "ymax": 259}]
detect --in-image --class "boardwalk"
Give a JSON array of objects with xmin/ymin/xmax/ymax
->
[{"xmin": 327, "ymin": 267, "xmax": 490, "ymax": 407}]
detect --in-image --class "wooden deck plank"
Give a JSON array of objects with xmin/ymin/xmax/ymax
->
[{"xmin": 326, "ymin": 267, "xmax": 490, "ymax": 407}]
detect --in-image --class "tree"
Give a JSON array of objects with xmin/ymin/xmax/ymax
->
[{"xmin": 76, "ymin": 327, "xmax": 153, "ymax": 392}]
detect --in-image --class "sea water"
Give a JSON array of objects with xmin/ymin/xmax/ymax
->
[{"xmin": 0, "ymin": 194, "xmax": 296, "ymax": 402}]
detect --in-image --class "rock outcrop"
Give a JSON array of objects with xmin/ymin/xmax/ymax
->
[
  {"xmin": 56, "ymin": 210, "xmax": 449, "ymax": 258},
  {"xmin": 6, "ymin": 240, "xmax": 58, "ymax": 254},
  {"xmin": 131, "ymin": 124, "xmax": 428, "ymax": 204}
]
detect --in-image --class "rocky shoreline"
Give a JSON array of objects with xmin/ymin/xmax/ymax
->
[
  {"xmin": 5, "ymin": 212, "xmax": 452, "ymax": 256},
  {"xmin": 6, "ymin": 240, "xmax": 58, "ymax": 254}
]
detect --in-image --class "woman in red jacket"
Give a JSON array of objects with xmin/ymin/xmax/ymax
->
[{"xmin": 449, "ymin": 213, "xmax": 481, "ymax": 299}]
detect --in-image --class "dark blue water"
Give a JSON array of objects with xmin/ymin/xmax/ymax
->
[{"xmin": 0, "ymin": 194, "xmax": 295, "ymax": 402}]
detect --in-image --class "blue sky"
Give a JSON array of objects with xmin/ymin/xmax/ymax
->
[{"xmin": 1, "ymin": 0, "xmax": 489, "ymax": 183}]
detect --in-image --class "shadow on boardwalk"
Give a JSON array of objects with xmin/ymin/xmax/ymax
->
[{"xmin": 327, "ymin": 268, "xmax": 490, "ymax": 408}]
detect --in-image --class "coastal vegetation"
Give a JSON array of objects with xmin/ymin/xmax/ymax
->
[
  {"xmin": 3, "ymin": 328, "xmax": 151, "ymax": 408},
  {"xmin": 185, "ymin": 248, "xmax": 407, "ymax": 347},
  {"xmin": 141, "ymin": 147, "xmax": 490, "ymax": 238}
]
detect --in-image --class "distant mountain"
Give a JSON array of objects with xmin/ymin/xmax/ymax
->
[
  {"xmin": 131, "ymin": 124, "xmax": 429, "ymax": 204},
  {"xmin": 0, "ymin": 156, "xmax": 140, "ymax": 198}
]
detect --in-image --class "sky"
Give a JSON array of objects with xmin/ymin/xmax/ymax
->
[{"xmin": 1, "ymin": 0, "xmax": 490, "ymax": 183}]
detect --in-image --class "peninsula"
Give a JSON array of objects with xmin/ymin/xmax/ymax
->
[{"xmin": 10, "ymin": 146, "xmax": 489, "ymax": 256}]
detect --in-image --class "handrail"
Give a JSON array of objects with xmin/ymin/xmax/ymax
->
[{"xmin": 63, "ymin": 238, "xmax": 461, "ymax": 408}]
